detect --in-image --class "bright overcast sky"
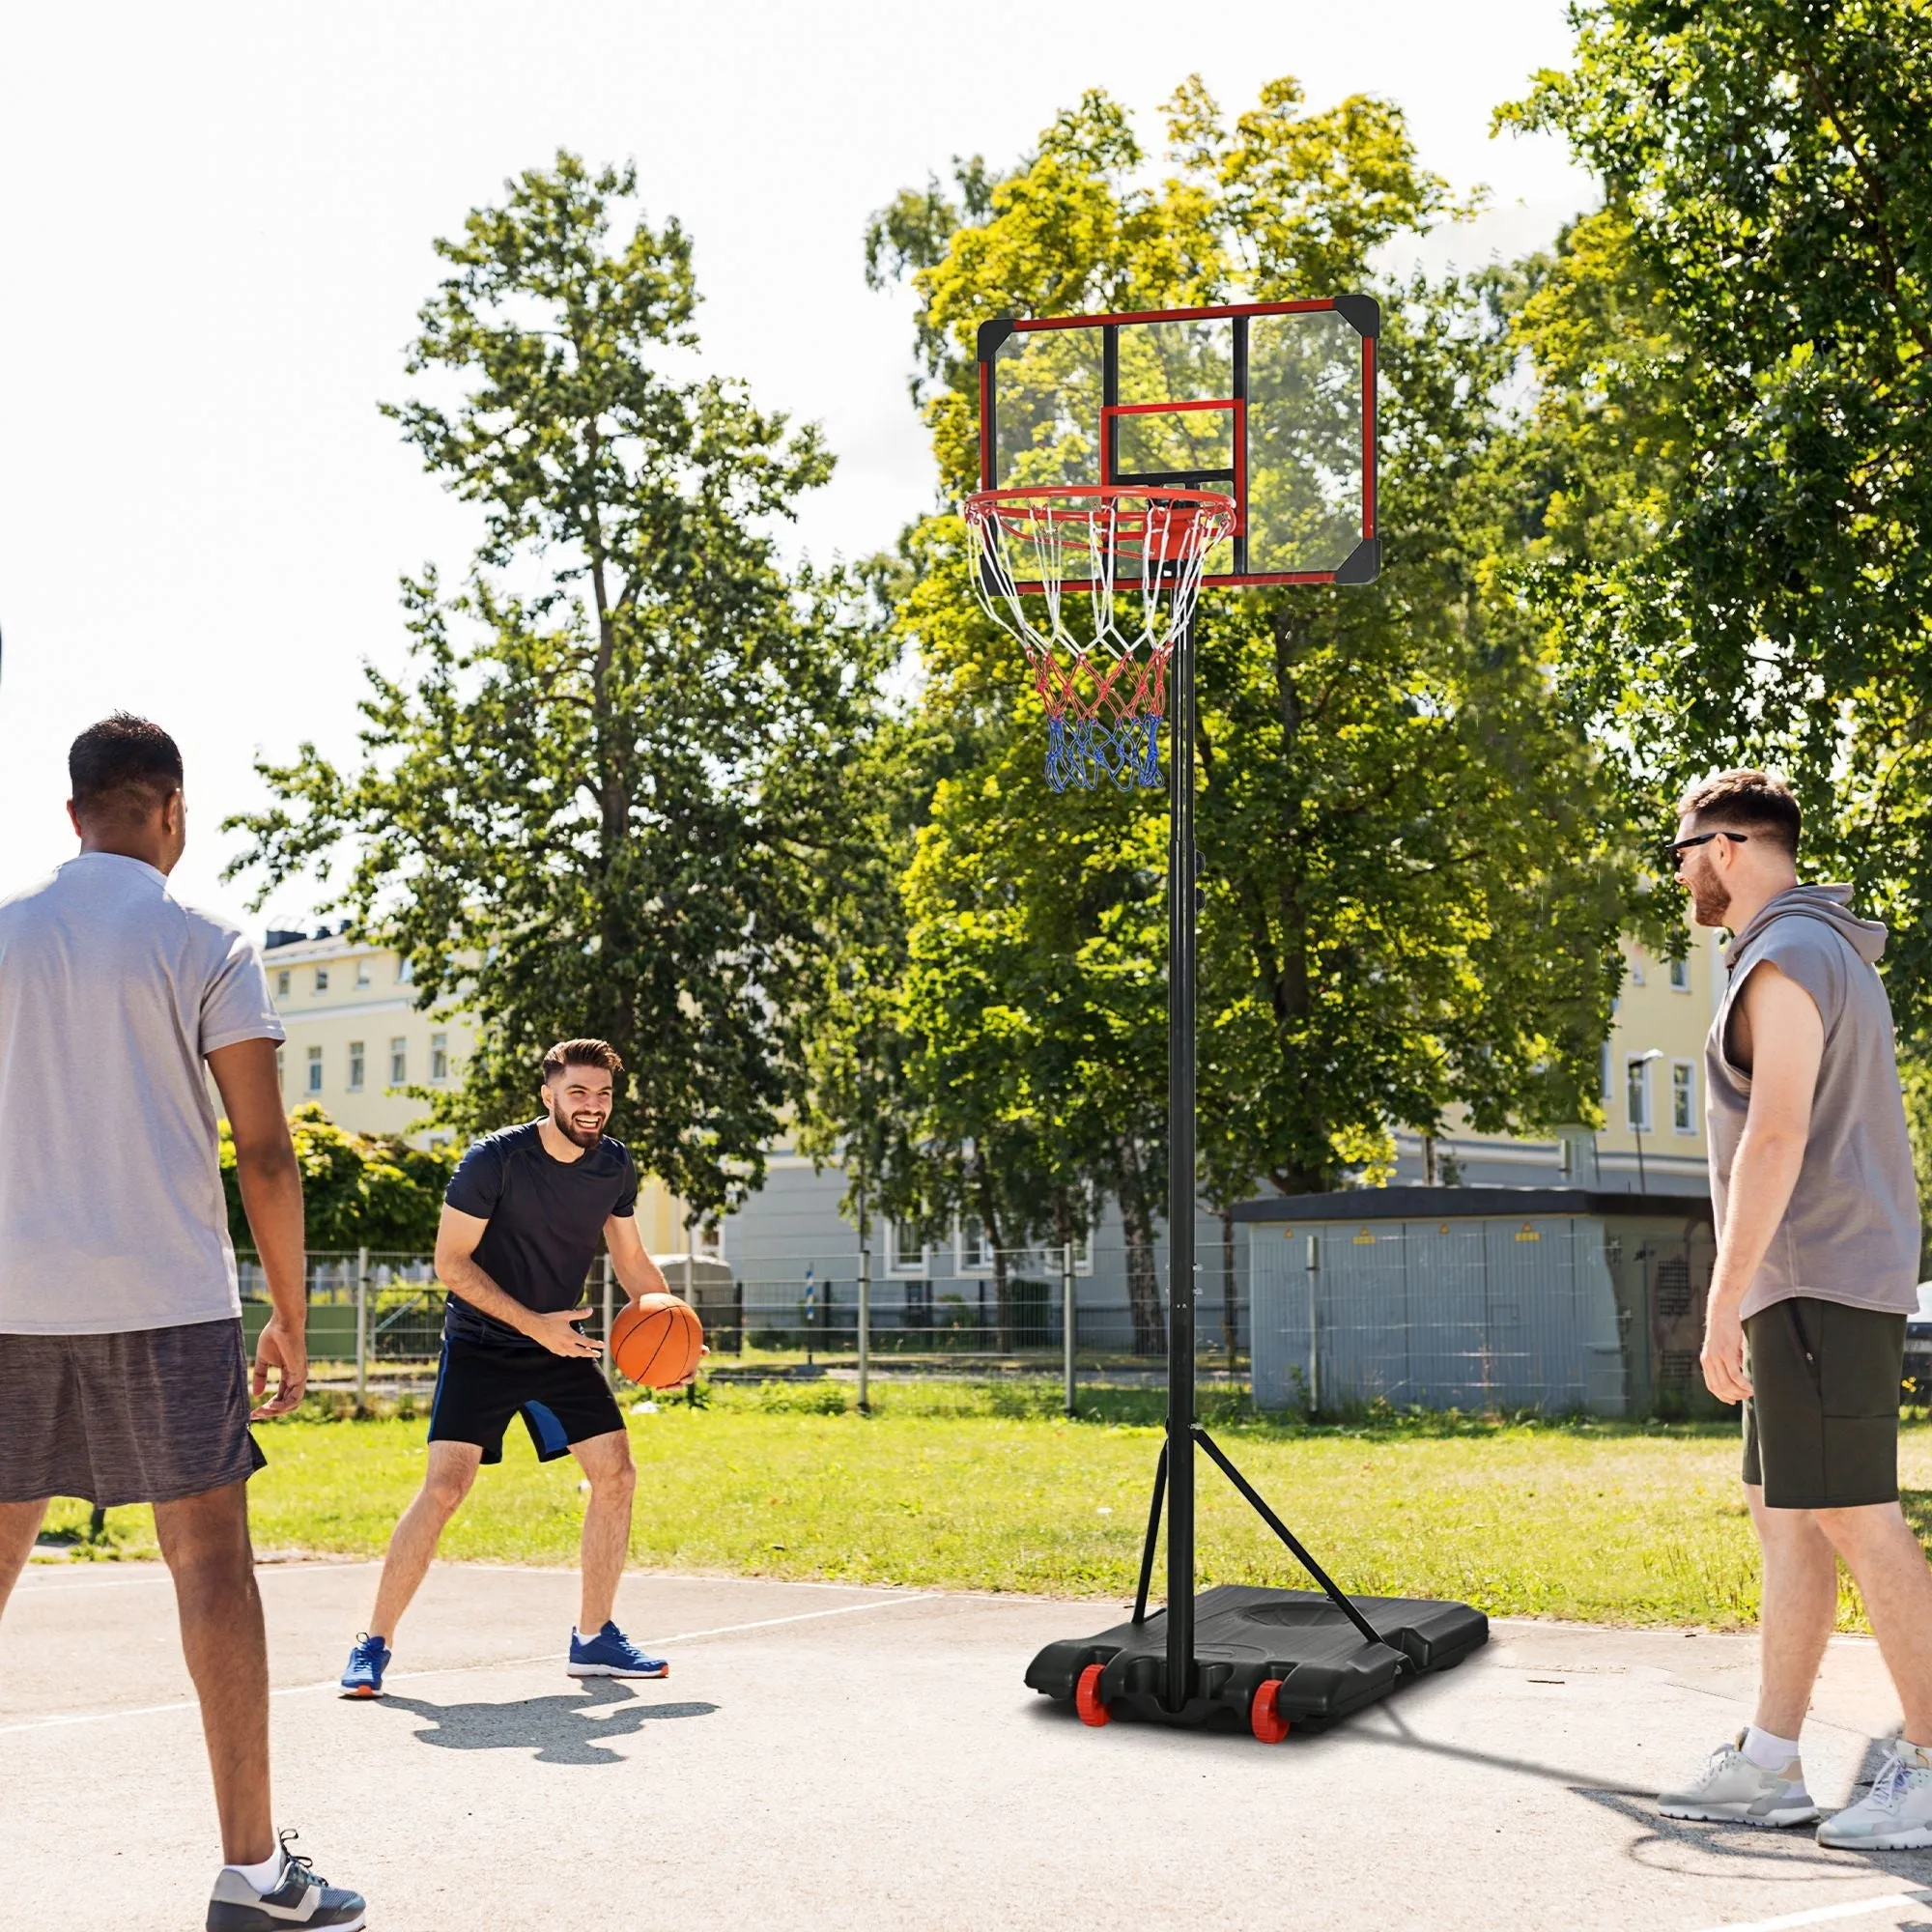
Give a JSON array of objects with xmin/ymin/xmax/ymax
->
[{"xmin": 0, "ymin": 0, "xmax": 1594, "ymax": 937}]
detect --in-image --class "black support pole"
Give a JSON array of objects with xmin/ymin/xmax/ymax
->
[{"xmin": 1164, "ymin": 615, "xmax": 1198, "ymax": 1713}]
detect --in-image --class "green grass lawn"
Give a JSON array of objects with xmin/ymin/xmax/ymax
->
[{"xmin": 37, "ymin": 1384, "xmax": 1932, "ymax": 1632}]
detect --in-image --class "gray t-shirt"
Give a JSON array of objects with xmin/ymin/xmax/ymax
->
[
  {"xmin": 0, "ymin": 853, "xmax": 285, "ymax": 1335},
  {"xmin": 1705, "ymin": 884, "xmax": 1920, "ymax": 1321}
]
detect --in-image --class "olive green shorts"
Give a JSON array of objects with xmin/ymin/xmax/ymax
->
[{"xmin": 1742, "ymin": 1296, "xmax": 1906, "ymax": 1510}]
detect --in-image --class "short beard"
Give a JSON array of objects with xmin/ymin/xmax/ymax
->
[
  {"xmin": 1687, "ymin": 864, "xmax": 1731, "ymax": 927},
  {"xmin": 550, "ymin": 1100, "xmax": 605, "ymax": 1150}
]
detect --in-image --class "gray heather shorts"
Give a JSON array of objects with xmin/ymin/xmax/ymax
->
[{"xmin": 0, "ymin": 1318, "xmax": 266, "ymax": 1508}]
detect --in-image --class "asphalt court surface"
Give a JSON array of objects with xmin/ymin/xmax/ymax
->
[{"xmin": 6, "ymin": 1559, "xmax": 1932, "ymax": 1930}]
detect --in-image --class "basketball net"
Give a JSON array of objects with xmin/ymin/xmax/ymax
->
[{"xmin": 963, "ymin": 487, "xmax": 1236, "ymax": 792}]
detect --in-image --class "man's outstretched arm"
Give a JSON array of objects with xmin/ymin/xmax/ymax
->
[{"xmin": 1702, "ymin": 961, "xmax": 1824, "ymax": 1404}]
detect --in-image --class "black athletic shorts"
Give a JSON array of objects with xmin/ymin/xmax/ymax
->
[
  {"xmin": 1743, "ymin": 1296, "xmax": 1906, "ymax": 1510},
  {"xmin": 426, "ymin": 1334, "xmax": 626, "ymax": 1464}
]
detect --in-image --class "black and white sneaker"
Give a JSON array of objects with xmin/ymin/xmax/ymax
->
[{"xmin": 206, "ymin": 1832, "xmax": 366, "ymax": 1930}]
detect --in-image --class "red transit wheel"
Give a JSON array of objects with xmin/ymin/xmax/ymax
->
[
  {"xmin": 1250, "ymin": 1679, "xmax": 1291, "ymax": 1744},
  {"xmin": 1074, "ymin": 1663, "xmax": 1111, "ymax": 1727}
]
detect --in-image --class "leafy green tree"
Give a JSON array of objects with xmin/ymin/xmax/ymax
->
[
  {"xmin": 219, "ymin": 1105, "xmax": 454, "ymax": 1253},
  {"xmin": 227, "ymin": 154, "xmax": 888, "ymax": 1220},
  {"xmin": 1501, "ymin": 0, "xmax": 1932, "ymax": 1020},
  {"xmin": 838, "ymin": 79, "xmax": 1639, "ymax": 1280}
]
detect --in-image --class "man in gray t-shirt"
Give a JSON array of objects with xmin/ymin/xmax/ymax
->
[
  {"xmin": 1656, "ymin": 770, "xmax": 1932, "ymax": 1853},
  {"xmin": 0, "ymin": 716, "xmax": 364, "ymax": 1928}
]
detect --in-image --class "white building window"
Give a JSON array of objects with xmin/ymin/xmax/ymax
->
[
  {"xmin": 1600, "ymin": 1041, "xmax": 1612, "ymax": 1103},
  {"xmin": 314, "ymin": 967, "xmax": 329, "ymax": 993},
  {"xmin": 275, "ymin": 969, "xmax": 291, "ymax": 997},
  {"xmin": 1672, "ymin": 1062, "xmax": 1696, "ymax": 1134},
  {"xmin": 430, "ymin": 1031, "xmax": 449, "ymax": 1084},
  {"xmin": 884, "ymin": 1222, "xmax": 928, "ymax": 1276},
  {"xmin": 1669, "ymin": 956, "xmax": 1690, "ymax": 992},
  {"xmin": 305, "ymin": 1045, "xmax": 324, "ymax": 1095},
  {"xmin": 347, "ymin": 1041, "xmax": 365, "ymax": 1092},
  {"xmin": 389, "ymin": 1037, "xmax": 408, "ymax": 1087},
  {"xmin": 1627, "ymin": 952, "xmax": 1645, "ymax": 987},
  {"xmin": 396, "ymin": 956, "xmax": 414, "ymax": 985},
  {"xmin": 1626, "ymin": 1056, "xmax": 1654, "ymax": 1132},
  {"xmin": 956, "ymin": 1222, "xmax": 988, "ymax": 1271}
]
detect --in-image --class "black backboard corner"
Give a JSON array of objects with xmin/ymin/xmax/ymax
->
[
  {"xmin": 1334, "ymin": 294, "xmax": 1380, "ymax": 340},
  {"xmin": 1334, "ymin": 537, "xmax": 1381, "ymax": 585},
  {"xmin": 978, "ymin": 317, "xmax": 1018, "ymax": 362}
]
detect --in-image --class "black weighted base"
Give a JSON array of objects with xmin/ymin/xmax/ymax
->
[{"xmin": 1027, "ymin": 1584, "xmax": 1488, "ymax": 1732}]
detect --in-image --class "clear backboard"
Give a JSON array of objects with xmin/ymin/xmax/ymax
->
[{"xmin": 976, "ymin": 296, "xmax": 1378, "ymax": 589}]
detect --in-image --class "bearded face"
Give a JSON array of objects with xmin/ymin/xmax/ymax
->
[
  {"xmin": 1683, "ymin": 845, "xmax": 1732, "ymax": 926},
  {"xmin": 541, "ymin": 1065, "xmax": 613, "ymax": 1149}
]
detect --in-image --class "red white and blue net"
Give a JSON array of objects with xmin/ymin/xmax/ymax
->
[{"xmin": 964, "ymin": 486, "xmax": 1236, "ymax": 792}]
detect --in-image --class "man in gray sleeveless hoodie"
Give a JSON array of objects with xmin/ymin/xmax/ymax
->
[{"xmin": 1656, "ymin": 771, "xmax": 1932, "ymax": 1849}]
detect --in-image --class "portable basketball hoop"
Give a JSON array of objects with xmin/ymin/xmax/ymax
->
[
  {"xmin": 963, "ymin": 485, "xmax": 1235, "ymax": 792},
  {"xmin": 974, "ymin": 295, "xmax": 1488, "ymax": 1739}
]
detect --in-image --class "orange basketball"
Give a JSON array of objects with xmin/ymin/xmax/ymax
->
[{"xmin": 611, "ymin": 1293, "xmax": 704, "ymax": 1389}]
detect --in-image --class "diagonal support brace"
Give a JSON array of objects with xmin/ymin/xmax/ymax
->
[
  {"xmin": 1131, "ymin": 1440, "xmax": 1168, "ymax": 1627},
  {"xmin": 1192, "ymin": 1425, "xmax": 1392, "ymax": 1658}
]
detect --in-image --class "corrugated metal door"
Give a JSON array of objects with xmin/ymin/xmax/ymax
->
[
  {"xmin": 1402, "ymin": 1219, "xmax": 1492, "ymax": 1408},
  {"xmin": 1316, "ymin": 1220, "xmax": 1410, "ymax": 1405}
]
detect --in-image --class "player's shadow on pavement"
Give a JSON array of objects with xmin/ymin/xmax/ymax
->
[
  {"xmin": 1358, "ymin": 1704, "xmax": 1932, "ymax": 1899},
  {"xmin": 381, "ymin": 1682, "xmax": 719, "ymax": 1766}
]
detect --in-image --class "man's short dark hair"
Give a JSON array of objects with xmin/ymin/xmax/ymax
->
[
  {"xmin": 541, "ymin": 1038, "xmax": 624, "ymax": 1083},
  {"xmin": 69, "ymin": 714, "xmax": 184, "ymax": 825},
  {"xmin": 1677, "ymin": 768, "xmax": 1802, "ymax": 859}
]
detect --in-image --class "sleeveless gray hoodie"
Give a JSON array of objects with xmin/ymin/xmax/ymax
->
[{"xmin": 1706, "ymin": 882, "xmax": 1920, "ymax": 1320}]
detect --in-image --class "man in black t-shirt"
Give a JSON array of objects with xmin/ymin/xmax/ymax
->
[{"xmin": 338, "ymin": 1038, "xmax": 687, "ymax": 1696}]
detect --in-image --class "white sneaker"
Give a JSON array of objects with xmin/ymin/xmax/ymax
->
[
  {"xmin": 1659, "ymin": 1731, "xmax": 1821, "ymax": 1828},
  {"xmin": 1817, "ymin": 1743, "xmax": 1932, "ymax": 1850}
]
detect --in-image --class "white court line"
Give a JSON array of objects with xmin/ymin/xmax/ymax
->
[
  {"xmin": 0, "ymin": 1590, "xmax": 937, "ymax": 1737},
  {"xmin": 14, "ymin": 1573, "xmax": 177, "ymax": 1595},
  {"xmin": 1689, "ymin": 1889, "xmax": 1932, "ymax": 1932},
  {"xmin": 15, "ymin": 1560, "xmax": 381, "ymax": 1597}
]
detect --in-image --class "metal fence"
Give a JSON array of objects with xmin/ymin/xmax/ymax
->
[{"xmin": 237, "ymin": 1244, "xmax": 1251, "ymax": 1406}]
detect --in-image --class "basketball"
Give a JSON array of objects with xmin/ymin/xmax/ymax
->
[{"xmin": 610, "ymin": 1293, "xmax": 704, "ymax": 1389}]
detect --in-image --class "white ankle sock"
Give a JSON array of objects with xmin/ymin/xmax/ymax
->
[
  {"xmin": 227, "ymin": 1849, "xmax": 285, "ymax": 1894},
  {"xmin": 1743, "ymin": 1725, "xmax": 1802, "ymax": 1770}
]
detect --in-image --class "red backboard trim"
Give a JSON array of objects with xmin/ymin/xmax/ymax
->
[
  {"xmin": 1362, "ymin": 337, "xmax": 1377, "ymax": 540},
  {"xmin": 978, "ymin": 358, "xmax": 992, "ymax": 492},
  {"xmin": 1098, "ymin": 397, "xmax": 1247, "ymax": 536},
  {"xmin": 1008, "ymin": 298, "xmax": 1340, "ymax": 332}
]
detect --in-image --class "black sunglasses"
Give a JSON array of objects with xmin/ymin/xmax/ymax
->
[{"xmin": 1663, "ymin": 830, "xmax": 1749, "ymax": 869}]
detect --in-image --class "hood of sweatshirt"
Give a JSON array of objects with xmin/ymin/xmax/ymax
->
[{"xmin": 1727, "ymin": 882, "xmax": 1888, "ymax": 969}]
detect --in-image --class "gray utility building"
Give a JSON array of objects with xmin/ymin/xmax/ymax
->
[{"xmin": 1236, "ymin": 1188, "xmax": 1720, "ymax": 1420}]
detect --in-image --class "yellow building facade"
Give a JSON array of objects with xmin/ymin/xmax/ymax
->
[
  {"xmin": 1406, "ymin": 916, "xmax": 1724, "ymax": 1194},
  {"xmin": 264, "ymin": 931, "xmax": 693, "ymax": 1251}
]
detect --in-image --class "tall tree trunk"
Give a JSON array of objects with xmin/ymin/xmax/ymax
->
[
  {"xmin": 968, "ymin": 1142, "xmax": 1009, "ymax": 1351},
  {"xmin": 1114, "ymin": 1132, "xmax": 1165, "ymax": 1358},
  {"xmin": 1221, "ymin": 1205, "xmax": 1238, "ymax": 1378}
]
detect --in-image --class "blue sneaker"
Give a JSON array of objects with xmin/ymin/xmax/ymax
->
[
  {"xmin": 338, "ymin": 1633, "xmax": 390, "ymax": 1698},
  {"xmin": 567, "ymin": 1622, "xmax": 668, "ymax": 1679}
]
